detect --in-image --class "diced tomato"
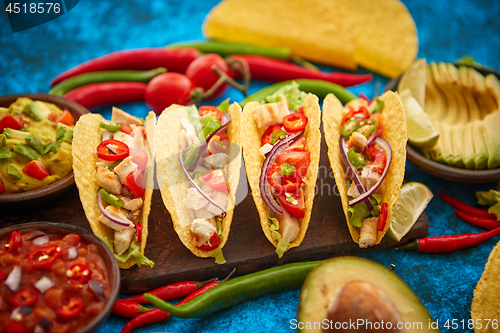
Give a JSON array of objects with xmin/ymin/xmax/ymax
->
[
  {"xmin": 120, "ymin": 125, "xmax": 133, "ymax": 135},
  {"xmin": 286, "ymin": 137, "xmax": 307, "ymax": 151},
  {"xmin": 0, "ymin": 175, "xmax": 5, "ymax": 194},
  {"xmin": 67, "ymin": 264, "xmax": 92, "ymax": 285},
  {"xmin": 12, "ymin": 286, "xmax": 40, "ymax": 307},
  {"xmin": 277, "ymin": 188, "xmax": 305, "ymax": 218},
  {"xmin": 199, "ymin": 105, "xmax": 223, "ymax": 121},
  {"xmin": 0, "ymin": 114, "xmax": 22, "ymax": 133},
  {"xmin": 6, "ymin": 231, "xmax": 22, "ymax": 253},
  {"xmin": 4, "ymin": 322, "xmax": 25, "ymax": 333},
  {"xmin": 266, "ymin": 164, "xmax": 303, "ymax": 194},
  {"xmin": 56, "ymin": 297, "xmax": 84, "ymax": 318},
  {"xmin": 136, "ymin": 223, "xmax": 143, "ymax": 242},
  {"xmin": 201, "ymin": 171, "xmax": 228, "ymax": 192},
  {"xmin": 197, "ymin": 232, "xmax": 221, "ymax": 251},
  {"xmin": 129, "ymin": 149, "xmax": 148, "ymax": 172},
  {"xmin": 366, "ymin": 147, "xmax": 387, "ymax": 174},
  {"xmin": 56, "ymin": 110, "xmax": 75, "ymax": 126},
  {"xmin": 276, "ymin": 150, "xmax": 310, "ymax": 177},
  {"xmin": 22, "ymin": 161, "xmax": 51, "ymax": 180},
  {"xmin": 341, "ymin": 106, "xmax": 370, "ymax": 125},
  {"xmin": 283, "ymin": 113, "xmax": 308, "ymax": 133},
  {"xmin": 49, "ymin": 111, "xmax": 60, "ymax": 123},
  {"xmin": 123, "ymin": 171, "xmax": 145, "ymax": 198},
  {"xmin": 378, "ymin": 202, "xmax": 389, "ymax": 231},
  {"xmin": 261, "ymin": 125, "xmax": 282, "ymax": 146},
  {"xmin": 208, "ymin": 132, "xmax": 230, "ymax": 155}
]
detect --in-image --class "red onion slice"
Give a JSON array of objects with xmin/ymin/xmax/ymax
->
[
  {"xmin": 34, "ymin": 276, "xmax": 54, "ymax": 293},
  {"xmin": 5, "ymin": 266, "xmax": 21, "ymax": 292},
  {"xmin": 366, "ymin": 133, "xmax": 377, "ymax": 147},
  {"xmin": 89, "ymin": 280, "xmax": 106, "ymax": 300},
  {"xmin": 96, "ymin": 189, "xmax": 131, "ymax": 227},
  {"xmin": 106, "ymin": 144, "xmax": 118, "ymax": 155},
  {"xmin": 349, "ymin": 137, "xmax": 392, "ymax": 207},
  {"xmin": 32, "ymin": 234, "xmax": 49, "ymax": 246},
  {"xmin": 11, "ymin": 306, "xmax": 32, "ymax": 320},
  {"xmin": 68, "ymin": 247, "xmax": 78, "ymax": 260},
  {"xmin": 178, "ymin": 147, "xmax": 227, "ymax": 217},
  {"xmin": 259, "ymin": 132, "xmax": 303, "ymax": 216},
  {"xmin": 34, "ymin": 317, "xmax": 52, "ymax": 333}
]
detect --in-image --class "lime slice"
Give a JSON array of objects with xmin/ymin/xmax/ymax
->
[
  {"xmin": 387, "ymin": 182, "xmax": 433, "ymax": 241},
  {"xmin": 400, "ymin": 89, "xmax": 440, "ymax": 149},
  {"xmin": 398, "ymin": 58, "xmax": 427, "ymax": 109}
]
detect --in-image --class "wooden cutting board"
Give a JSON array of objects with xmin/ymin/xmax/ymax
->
[{"xmin": 0, "ymin": 128, "xmax": 428, "ymax": 294}]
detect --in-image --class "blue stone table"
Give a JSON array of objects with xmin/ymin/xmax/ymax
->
[{"xmin": 1, "ymin": 0, "xmax": 499, "ymax": 332}]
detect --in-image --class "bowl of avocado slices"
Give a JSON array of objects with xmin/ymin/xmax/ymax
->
[
  {"xmin": 385, "ymin": 61, "xmax": 500, "ymax": 183},
  {"xmin": 0, "ymin": 93, "xmax": 89, "ymax": 209}
]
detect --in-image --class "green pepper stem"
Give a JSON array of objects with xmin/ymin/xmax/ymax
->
[
  {"xmin": 291, "ymin": 53, "xmax": 320, "ymax": 72},
  {"xmin": 397, "ymin": 240, "xmax": 420, "ymax": 251}
]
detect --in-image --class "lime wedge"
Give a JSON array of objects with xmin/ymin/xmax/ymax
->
[
  {"xmin": 400, "ymin": 89, "xmax": 440, "ymax": 149},
  {"xmin": 387, "ymin": 182, "xmax": 433, "ymax": 241},
  {"xmin": 398, "ymin": 58, "xmax": 427, "ymax": 109}
]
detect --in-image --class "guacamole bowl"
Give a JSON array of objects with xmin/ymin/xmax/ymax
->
[{"xmin": 0, "ymin": 93, "xmax": 89, "ymax": 209}]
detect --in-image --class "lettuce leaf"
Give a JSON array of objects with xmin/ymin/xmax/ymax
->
[
  {"xmin": 268, "ymin": 217, "xmax": 291, "ymax": 258},
  {"xmin": 210, "ymin": 246, "xmax": 226, "ymax": 264},
  {"xmin": 476, "ymin": 189, "xmax": 500, "ymax": 220},
  {"xmin": 263, "ymin": 81, "xmax": 306, "ymax": 111},
  {"xmin": 102, "ymin": 235, "xmax": 154, "ymax": 268}
]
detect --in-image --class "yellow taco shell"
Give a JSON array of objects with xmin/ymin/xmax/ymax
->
[{"xmin": 322, "ymin": 91, "xmax": 407, "ymax": 245}]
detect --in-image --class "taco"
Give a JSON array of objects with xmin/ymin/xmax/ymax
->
[
  {"xmin": 322, "ymin": 91, "xmax": 407, "ymax": 247},
  {"xmin": 154, "ymin": 102, "xmax": 242, "ymax": 264},
  {"xmin": 73, "ymin": 107, "xmax": 155, "ymax": 268},
  {"xmin": 241, "ymin": 82, "xmax": 321, "ymax": 257}
]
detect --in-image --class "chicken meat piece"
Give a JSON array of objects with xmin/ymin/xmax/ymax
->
[
  {"xmin": 360, "ymin": 167, "xmax": 383, "ymax": 192},
  {"xmin": 259, "ymin": 143, "xmax": 273, "ymax": 157},
  {"xmin": 347, "ymin": 182, "xmax": 361, "ymax": 199},
  {"xmin": 113, "ymin": 131, "xmax": 134, "ymax": 149},
  {"xmin": 277, "ymin": 210, "xmax": 300, "ymax": 243},
  {"xmin": 114, "ymin": 226, "xmax": 136, "ymax": 256},
  {"xmin": 359, "ymin": 217, "xmax": 378, "ymax": 248},
  {"xmin": 97, "ymin": 167, "xmax": 122, "ymax": 194},
  {"xmin": 180, "ymin": 118, "xmax": 200, "ymax": 147},
  {"xmin": 113, "ymin": 156, "xmax": 138, "ymax": 183},
  {"xmin": 122, "ymin": 197, "xmax": 143, "ymax": 211},
  {"xmin": 206, "ymin": 190, "xmax": 228, "ymax": 216},
  {"xmin": 204, "ymin": 153, "xmax": 230, "ymax": 169},
  {"xmin": 347, "ymin": 131, "xmax": 368, "ymax": 151},
  {"xmin": 252, "ymin": 94, "xmax": 289, "ymax": 129},
  {"xmin": 190, "ymin": 218, "xmax": 217, "ymax": 247},
  {"xmin": 186, "ymin": 187, "xmax": 209, "ymax": 211}
]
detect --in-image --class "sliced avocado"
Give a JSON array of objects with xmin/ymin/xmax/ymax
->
[
  {"xmin": 482, "ymin": 112, "xmax": 500, "ymax": 169},
  {"xmin": 22, "ymin": 101, "xmax": 51, "ymax": 121},
  {"xmin": 0, "ymin": 134, "xmax": 5, "ymax": 148},
  {"xmin": 7, "ymin": 164, "xmax": 22, "ymax": 180},
  {"xmin": 13, "ymin": 143, "xmax": 41, "ymax": 161},
  {"xmin": 440, "ymin": 123, "xmax": 455, "ymax": 166},
  {"xmin": 8, "ymin": 97, "xmax": 32, "ymax": 116},
  {"xmin": 469, "ymin": 67, "xmax": 496, "ymax": 119},
  {"xmin": 463, "ymin": 122, "xmax": 476, "ymax": 170},
  {"xmin": 4, "ymin": 128, "xmax": 30, "ymax": 141},
  {"xmin": 425, "ymin": 120, "xmax": 446, "ymax": 164},
  {"xmin": 485, "ymin": 74, "xmax": 500, "ymax": 110},
  {"xmin": 472, "ymin": 120, "xmax": 489, "ymax": 170},
  {"xmin": 433, "ymin": 62, "xmax": 459, "ymax": 124},
  {"xmin": 297, "ymin": 257, "xmax": 440, "ymax": 333},
  {"xmin": 445, "ymin": 63, "xmax": 469, "ymax": 124},
  {"xmin": 425, "ymin": 64, "xmax": 448, "ymax": 120},
  {"xmin": 458, "ymin": 66, "xmax": 481, "ymax": 121},
  {"xmin": 450, "ymin": 124, "xmax": 465, "ymax": 168}
]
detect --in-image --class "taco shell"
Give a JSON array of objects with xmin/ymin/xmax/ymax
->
[
  {"xmin": 154, "ymin": 103, "xmax": 242, "ymax": 258},
  {"xmin": 73, "ymin": 109, "xmax": 155, "ymax": 269},
  {"xmin": 322, "ymin": 91, "xmax": 407, "ymax": 244},
  {"xmin": 241, "ymin": 94, "xmax": 321, "ymax": 253}
]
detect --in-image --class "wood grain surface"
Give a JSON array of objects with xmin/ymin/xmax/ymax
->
[{"xmin": 0, "ymin": 126, "xmax": 429, "ymax": 294}]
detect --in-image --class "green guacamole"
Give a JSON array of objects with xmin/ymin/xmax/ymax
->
[{"xmin": 0, "ymin": 97, "xmax": 74, "ymax": 193}]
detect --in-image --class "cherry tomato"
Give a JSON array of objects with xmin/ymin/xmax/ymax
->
[
  {"xmin": 365, "ymin": 146, "xmax": 387, "ymax": 174},
  {"xmin": 261, "ymin": 125, "xmax": 282, "ymax": 146},
  {"xmin": 283, "ymin": 113, "xmax": 308, "ymax": 133},
  {"xmin": 185, "ymin": 54, "xmax": 231, "ymax": 99},
  {"xmin": 55, "ymin": 110, "xmax": 75, "ymax": 126},
  {"xmin": 0, "ymin": 114, "xmax": 22, "ymax": 133},
  {"xmin": 12, "ymin": 286, "xmax": 40, "ymax": 307},
  {"xmin": 22, "ymin": 161, "xmax": 51, "ymax": 180},
  {"xmin": 123, "ymin": 171, "xmax": 145, "ymax": 198},
  {"xmin": 276, "ymin": 150, "xmax": 310, "ymax": 177},
  {"xmin": 4, "ymin": 322, "xmax": 25, "ymax": 333},
  {"xmin": 56, "ymin": 297, "xmax": 84, "ymax": 318},
  {"xmin": 341, "ymin": 106, "xmax": 370, "ymax": 125},
  {"xmin": 378, "ymin": 202, "xmax": 389, "ymax": 231},
  {"xmin": 145, "ymin": 72, "xmax": 195, "ymax": 115},
  {"xmin": 201, "ymin": 171, "xmax": 228, "ymax": 192},
  {"xmin": 67, "ymin": 264, "xmax": 92, "ymax": 285},
  {"xmin": 28, "ymin": 244, "xmax": 63, "ymax": 270},
  {"xmin": 199, "ymin": 105, "xmax": 223, "ymax": 121},
  {"xmin": 96, "ymin": 139, "xmax": 129, "ymax": 161},
  {"xmin": 197, "ymin": 232, "xmax": 221, "ymax": 251},
  {"xmin": 266, "ymin": 164, "xmax": 303, "ymax": 194},
  {"xmin": 277, "ymin": 188, "xmax": 305, "ymax": 218},
  {"xmin": 5, "ymin": 230, "xmax": 22, "ymax": 253}
]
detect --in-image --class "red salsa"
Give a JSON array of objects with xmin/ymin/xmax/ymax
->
[{"xmin": 0, "ymin": 230, "xmax": 110, "ymax": 333}]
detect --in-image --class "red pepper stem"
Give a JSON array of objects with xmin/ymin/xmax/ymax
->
[
  {"xmin": 214, "ymin": 61, "xmax": 249, "ymax": 95},
  {"xmin": 138, "ymin": 304, "xmax": 149, "ymax": 314},
  {"xmin": 397, "ymin": 240, "xmax": 420, "ymax": 251},
  {"xmin": 290, "ymin": 53, "xmax": 320, "ymax": 71},
  {"xmin": 220, "ymin": 268, "xmax": 236, "ymax": 284},
  {"xmin": 194, "ymin": 277, "xmax": 217, "ymax": 289}
]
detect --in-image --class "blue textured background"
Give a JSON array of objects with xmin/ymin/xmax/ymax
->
[{"xmin": 1, "ymin": 0, "xmax": 500, "ymax": 332}]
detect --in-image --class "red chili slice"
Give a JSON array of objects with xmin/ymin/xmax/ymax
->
[
  {"xmin": 197, "ymin": 233, "xmax": 221, "ymax": 251},
  {"xmin": 266, "ymin": 164, "xmax": 303, "ymax": 195},
  {"xmin": 56, "ymin": 297, "xmax": 84, "ymax": 318},
  {"xmin": 5, "ymin": 230, "xmax": 22, "ymax": 253},
  {"xmin": 27, "ymin": 244, "xmax": 63, "ymax": 269},
  {"xmin": 199, "ymin": 105, "xmax": 223, "ymax": 121},
  {"xmin": 378, "ymin": 202, "xmax": 389, "ymax": 231},
  {"xmin": 341, "ymin": 106, "xmax": 370, "ymax": 125},
  {"xmin": 96, "ymin": 139, "xmax": 129, "ymax": 161},
  {"xmin": 12, "ymin": 286, "xmax": 40, "ymax": 307},
  {"xmin": 283, "ymin": 113, "xmax": 308, "ymax": 133},
  {"xmin": 67, "ymin": 264, "xmax": 93, "ymax": 285}
]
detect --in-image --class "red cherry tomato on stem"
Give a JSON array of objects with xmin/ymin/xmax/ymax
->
[
  {"xmin": 145, "ymin": 72, "xmax": 195, "ymax": 115},
  {"xmin": 185, "ymin": 53, "xmax": 231, "ymax": 99}
]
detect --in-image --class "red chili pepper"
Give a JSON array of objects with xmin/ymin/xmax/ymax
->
[
  {"xmin": 282, "ymin": 113, "xmax": 308, "ymax": 133},
  {"xmin": 12, "ymin": 286, "xmax": 40, "ymax": 307},
  {"xmin": 119, "ymin": 279, "xmax": 216, "ymax": 304},
  {"xmin": 230, "ymin": 55, "xmax": 372, "ymax": 87},
  {"xmin": 51, "ymin": 48, "xmax": 200, "ymax": 86},
  {"xmin": 359, "ymin": 92, "xmax": 371, "ymax": 104},
  {"xmin": 97, "ymin": 139, "xmax": 130, "ymax": 161},
  {"xmin": 64, "ymin": 82, "xmax": 147, "ymax": 109},
  {"xmin": 5, "ymin": 230, "xmax": 22, "ymax": 253},
  {"xmin": 28, "ymin": 244, "xmax": 63, "ymax": 269},
  {"xmin": 112, "ymin": 301, "xmax": 149, "ymax": 318},
  {"xmin": 454, "ymin": 209, "xmax": 500, "ymax": 230},
  {"xmin": 439, "ymin": 192, "xmax": 497, "ymax": 220},
  {"xmin": 67, "ymin": 264, "xmax": 93, "ymax": 285},
  {"xmin": 378, "ymin": 202, "xmax": 389, "ymax": 231},
  {"xmin": 136, "ymin": 223, "xmax": 143, "ymax": 243},
  {"xmin": 400, "ymin": 227, "xmax": 500, "ymax": 253},
  {"xmin": 56, "ymin": 297, "xmax": 84, "ymax": 318}
]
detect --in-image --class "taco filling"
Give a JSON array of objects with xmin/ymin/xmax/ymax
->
[{"xmin": 339, "ymin": 98, "xmax": 393, "ymax": 248}]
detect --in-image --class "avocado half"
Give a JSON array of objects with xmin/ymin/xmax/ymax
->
[{"xmin": 297, "ymin": 257, "xmax": 440, "ymax": 333}]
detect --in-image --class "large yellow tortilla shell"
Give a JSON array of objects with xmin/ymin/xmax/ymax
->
[
  {"xmin": 73, "ymin": 111, "xmax": 155, "ymax": 269},
  {"xmin": 154, "ymin": 103, "xmax": 242, "ymax": 258},
  {"xmin": 322, "ymin": 91, "xmax": 407, "ymax": 244},
  {"xmin": 241, "ymin": 94, "xmax": 321, "ymax": 253}
]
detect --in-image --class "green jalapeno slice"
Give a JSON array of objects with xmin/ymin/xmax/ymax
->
[
  {"xmin": 341, "ymin": 119, "xmax": 360, "ymax": 138},
  {"xmin": 357, "ymin": 118, "xmax": 378, "ymax": 137}
]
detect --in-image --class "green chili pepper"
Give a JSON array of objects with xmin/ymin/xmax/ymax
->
[
  {"xmin": 49, "ymin": 67, "xmax": 167, "ymax": 96},
  {"xmin": 99, "ymin": 121, "xmax": 122, "ymax": 131},
  {"xmin": 369, "ymin": 98, "xmax": 385, "ymax": 114},
  {"xmin": 107, "ymin": 159, "xmax": 123, "ymax": 171},
  {"xmin": 240, "ymin": 79, "xmax": 356, "ymax": 107},
  {"xmin": 145, "ymin": 261, "xmax": 321, "ymax": 318},
  {"xmin": 7, "ymin": 164, "xmax": 22, "ymax": 179},
  {"xmin": 182, "ymin": 143, "xmax": 200, "ymax": 167},
  {"xmin": 341, "ymin": 119, "xmax": 359, "ymax": 138},
  {"xmin": 357, "ymin": 119, "xmax": 378, "ymax": 137},
  {"xmin": 13, "ymin": 143, "xmax": 41, "ymax": 161},
  {"xmin": 201, "ymin": 119, "xmax": 221, "ymax": 140},
  {"xmin": 271, "ymin": 130, "xmax": 287, "ymax": 144},
  {"xmin": 280, "ymin": 163, "xmax": 296, "ymax": 176},
  {"xmin": 99, "ymin": 188, "xmax": 124, "ymax": 208},
  {"xmin": 347, "ymin": 147, "xmax": 367, "ymax": 168}
]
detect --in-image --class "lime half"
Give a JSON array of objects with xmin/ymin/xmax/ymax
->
[
  {"xmin": 398, "ymin": 58, "xmax": 427, "ymax": 109},
  {"xmin": 400, "ymin": 89, "xmax": 440, "ymax": 149},
  {"xmin": 387, "ymin": 182, "xmax": 433, "ymax": 241}
]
